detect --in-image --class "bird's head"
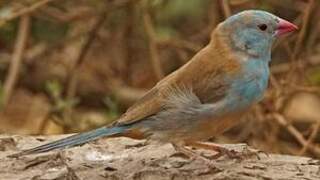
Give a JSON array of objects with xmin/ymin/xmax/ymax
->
[{"xmin": 215, "ymin": 10, "xmax": 298, "ymax": 60}]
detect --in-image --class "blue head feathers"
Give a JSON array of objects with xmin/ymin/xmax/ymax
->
[{"xmin": 218, "ymin": 10, "xmax": 282, "ymax": 61}]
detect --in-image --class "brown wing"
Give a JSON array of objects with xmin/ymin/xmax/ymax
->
[
  {"xmin": 115, "ymin": 86, "xmax": 163, "ymax": 125},
  {"xmin": 115, "ymin": 63, "xmax": 182, "ymax": 125},
  {"xmin": 115, "ymin": 35, "xmax": 240, "ymax": 126}
]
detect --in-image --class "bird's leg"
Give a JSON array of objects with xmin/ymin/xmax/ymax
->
[
  {"xmin": 187, "ymin": 141, "xmax": 263, "ymax": 160},
  {"xmin": 171, "ymin": 143, "xmax": 216, "ymax": 168},
  {"xmin": 186, "ymin": 141, "xmax": 238, "ymax": 159}
]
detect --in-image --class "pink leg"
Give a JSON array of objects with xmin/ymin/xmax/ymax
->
[
  {"xmin": 187, "ymin": 141, "xmax": 239, "ymax": 159},
  {"xmin": 171, "ymin": 143, "xmax": 217, "ymax": 168},
  {"xmin": 187, "ymin": 141, "xmax": 264, "ymax": 160}
]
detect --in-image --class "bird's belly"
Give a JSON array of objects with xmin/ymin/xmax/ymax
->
[
  {"xmin": 139, "ymin": 109, "xmax": 248, "ymax": 143},
  {"xmin": 183, "ymin": 110, "xmax": 248, "ymax": 141}
]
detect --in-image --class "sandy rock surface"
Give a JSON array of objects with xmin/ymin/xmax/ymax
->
[{"xmin": 0, "ymin": 135, "xmax": 319, "ymax": 180}]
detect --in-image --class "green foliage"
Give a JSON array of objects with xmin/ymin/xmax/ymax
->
[
  {"xmin": 107, "ymin": 8, "xmax": 128, "ymax": 30},
  {"xmin": 307, "ymin": 67, "xmax": 320, "ymax": 85},
  {"xmin": 45, "ymin": 80, "xmax": 79, "ymax": 114},
  {"xmin": 257, "ymin": 0, "xmax": 275, "ymax": 12},
  {"xmin": 155, "ymin": 25, "xmax": 177, "ymax": 40},
  {"xmin": 155, "ymin": 0, "xmax": 209, "ymax": 22},
  {"xmin": 151, "ymin": 0, "xmax": 209, "ymax": 39},
  {"xmin": 32, "ymin": 18, "xmax": 68, "ymax": 43},
  {"xmin": 103, "ymin": 96, "xmax": 119, "ymax": 120},
  {"xmin": 86, "ymin": 0, "xmax": 108, "ymax": 13},
  {"xmin": 0, "ymin": 20, "xmax": 17, "ymax": 46},
  {"xmin": 45, "ymin": 79, "xmax": 62, "ymax": 100}
]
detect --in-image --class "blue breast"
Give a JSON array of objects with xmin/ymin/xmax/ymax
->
[{"xmin": 226, "ymin": 59, "xmax": 269, "ymax": 111}]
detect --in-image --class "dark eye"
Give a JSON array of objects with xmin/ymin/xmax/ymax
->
[{"xmin": 258, "ymin": 24, "xmax": 268, "ymax": 31}]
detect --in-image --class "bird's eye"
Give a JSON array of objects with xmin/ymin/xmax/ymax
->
[{"xmin": 258, "ymin": 24, "xmax": 268, "ymax": 31}]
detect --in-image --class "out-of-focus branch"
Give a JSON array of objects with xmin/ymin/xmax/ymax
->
[
  {"xmin": 293, "ymin": 0, "xmax": 314, "ymax": 59},
  {"xmin": 271, "ymin": 113, "xmax": 320, "ymax": 157},
  {"xmin": 143, "ymin": 9, "xmax": 164, "ymax": 80},
  {"xmin": 0, "ymin": 0, "xmax": 56, "ymax": 26},
  {"xmin": 108, "ymin": 83, "xmax": 147, "ymax": 108},
  {"xmin": 66, "ymin": 14, "xmax": 108, "ymax": 96},
  {"xmin": 63, "ymin": 11, "xmax": 109, "ymax": 122},
  {"xmin": 267, "ymin": 0, "xmax": 307, "ymax": 12},
  {"xmin": 2, "ymin": 15, "xmax": 30, "ymax": 107},
  {"xmin": 42, "ymin": 6, "xmax": 94, "ymax": 22},
  {"xmin": 220, "ymin": 0, "xmax": 232, "ymax": 18},
  {"xmin": 157, "ymin": 38, "xmax": 202, "ymax": 53},
  {"xmin": 271, "ymin": 55, "xmax": 320, "ymax": 74},
  {"xmin": 299, "ymin": 122, "xmax": 320, "ymax": 155}
]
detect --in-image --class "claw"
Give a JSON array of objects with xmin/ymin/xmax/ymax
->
[
  {"xmin": 187, "ymin": 141, "xmax": 265, "ymax": 160},
  {"xmin": 171, "ymin": 143, "xmax": 217, "ymax": 169}
]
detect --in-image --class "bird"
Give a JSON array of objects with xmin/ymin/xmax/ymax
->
[{"xmin": 10, "ymin": 10, "xmax": 297, "ymax": 160}]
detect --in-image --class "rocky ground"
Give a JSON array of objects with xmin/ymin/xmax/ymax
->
[{"xmin": 0, "ymin": 134, "xmax": 319, "ymax": 180}]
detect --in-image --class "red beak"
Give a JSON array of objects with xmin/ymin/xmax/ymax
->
[{"xmin": 275, "ymin": 18, "xmax": 298, "ymax": 36}]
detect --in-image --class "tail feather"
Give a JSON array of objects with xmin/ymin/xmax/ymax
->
[{"xmin": 9, "ymin": 126, "xmax": 128, "ymax": 157}]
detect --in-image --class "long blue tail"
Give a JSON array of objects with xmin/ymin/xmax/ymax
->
[{"xmin": 9, "ymin": 126, "xmax": 128, "ymax": 157}]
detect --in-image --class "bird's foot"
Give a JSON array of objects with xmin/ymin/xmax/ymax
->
[
  {"xmin": 210, "ymin": 146, "xmax": 239, "ymax": 159},
  {"xmin": 187, "ymin": 142, "xmax": 265, "ymax": 160},
  {"xmin": 171, "ymin": 143, "xmax": 217, "ymax": 169},
  {"xmin": 238, "ymin": 146, "xmax": 269, "ymax": 160}
]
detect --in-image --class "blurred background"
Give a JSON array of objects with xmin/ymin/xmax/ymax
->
[{"xmin": 0, "ymin": 0, "xmax": 320, "ymax": 158}]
